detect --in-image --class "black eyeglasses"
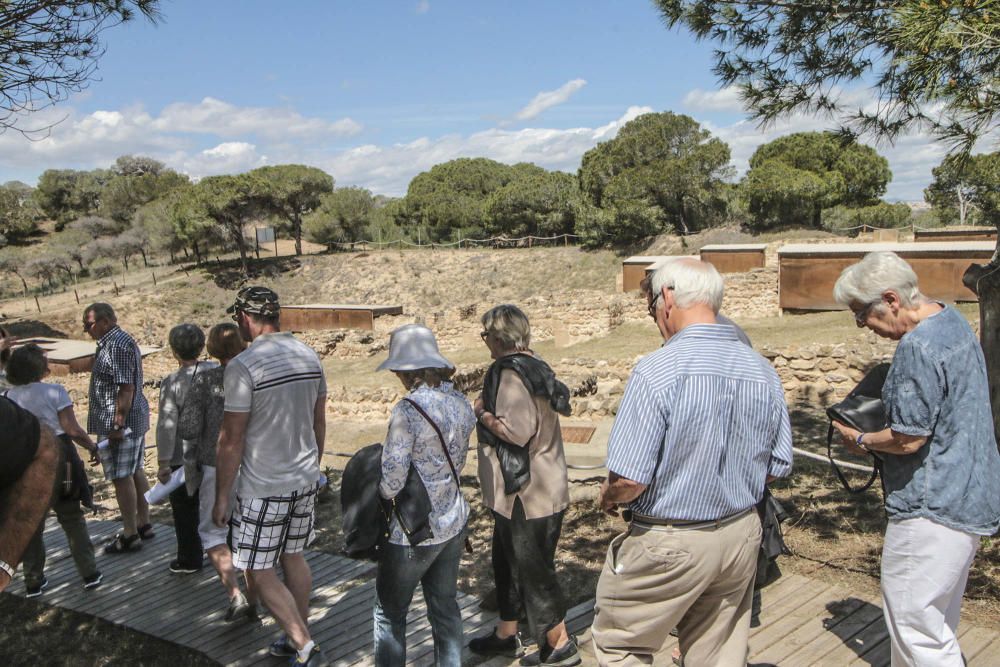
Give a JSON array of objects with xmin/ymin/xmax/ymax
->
[
  {"xmin": 854, "ymin": 301, "xmax": 877, "ymax": 326},
  {"xmin": 83, "ymin": 320, "xmax": 96, "ymax": 331},
  {"xmin": 479, "ymin": 330, "xmax": 489, "ymax": 340},
  {"xmin": 647, "ymin": 292, "xmax": 661, "ymax": 318},
  {"xmin": 646, "ymin": 286, "xmax": 673, "ymax": 318}
]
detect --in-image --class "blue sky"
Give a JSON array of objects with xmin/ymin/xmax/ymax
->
[{"xmin": 0, "ymin": 0, "xmax": 948, "ymax": 201}]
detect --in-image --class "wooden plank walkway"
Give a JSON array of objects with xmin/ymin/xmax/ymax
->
[
  {"xmin": 6, "ymin": 519, "xmax": 1000, "ymax": 665},
  {"xmin": 568, "ymin": 573, "xmax": 1000, "ymax": 666},
  {"xmin": 2, "ymin": 519, "xmax": 591, "ymax": 666}
]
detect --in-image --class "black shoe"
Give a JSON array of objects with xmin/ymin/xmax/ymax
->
[
  {"xmin": 83, "ymin": 572, "xmax": 103, "ymax": 589},
  {"xmin": 289, "ymin": 645, "xmax": 327, "ymax": 666},
  {"xmin": 25, "ymin": 576, "xmax": 48, "ymax": 598},
  {"xmin": 469, "ymin": 628, "xmax": 523, "ymax": 657},
  {"xmin": 531, "ymin": 636, "xmax": 581, "ymax": 667},
  {"xmin": 105, "ymin": 532, "xmax": 142, "ymax": 554},
  {"xmin": 168, "ymin": 559, "xmax": 203, "ymax": 574}
]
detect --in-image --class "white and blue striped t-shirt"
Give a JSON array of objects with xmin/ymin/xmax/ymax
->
[
  {"xmin": 607, "ymin": 323, "xmax": 793, "ymax": 521},
  {"xmin": 224, "ymin": 332, "xmax": 327, "ymax": 498}
]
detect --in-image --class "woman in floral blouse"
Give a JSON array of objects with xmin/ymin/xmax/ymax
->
[{"xmin": 374, "ymin": 324, "xmax": 476, "ymax": 667}]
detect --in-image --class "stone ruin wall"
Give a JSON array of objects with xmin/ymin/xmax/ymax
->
[
  {"xmin": 320, "ymin": 340, "xmax": 900, "ymax": 423},
  {"xmin": 59, "ymin": 241, "xmax": 900, "ymax": 425}
]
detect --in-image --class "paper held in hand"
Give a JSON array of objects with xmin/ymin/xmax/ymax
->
[
  {"xmin": 145, "ymin": 467, "xmax": 186, "ymax": 505},
  {"xmin": 96, "ymin": 428, "xmax": 133, "ymax": 468},
  {"xmin": 96, "ymin": 427, "xmax": 133, "ymax": 452}
]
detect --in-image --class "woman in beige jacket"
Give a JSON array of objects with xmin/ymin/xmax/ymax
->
[{"xmin": 468, "ymin": 304, "xmax": 579, "ymax": 667}]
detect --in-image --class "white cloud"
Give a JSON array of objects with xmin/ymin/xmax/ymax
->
[
  {"xmin": 150, "ymin": 97, "xmax": 361, "ymax": 139},
  {"xmin": 507, "ymin": 79, "xmax": 587, "ymax": 124},
  {"xmin": 177, "ymin": 142, "xmax": 268, "ymax": 178},
  {"xmin": 683, "ymin": 86, "xmax": 745, "ymax": 113},
  {"xmin": 318, "ymin": 105, "xmax": 652, "ymax": 194},
  {"xmin": 0, "ymin": 90, "xmax": 963, "ymax": 203},
  {"xmin": 415, "ymin": 0, "xmax": 430, "ymax": 14},
  {"xmin": 0, "ymin": 105, "xmax": 184, "ymax": 168}
]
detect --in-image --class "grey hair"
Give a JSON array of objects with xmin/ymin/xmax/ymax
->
[
  {"xmin": 650, "ymin": 258, "xmax": 724, "ymax": 314},
  {"xmin": 396, "ymin": 367, "xmax": 456, "ymax": 391},
  {"xmin": 833, "ymin": 252, "xmax": 925, "ymax": 308},
  {"xmin": 168, "ymin": 323, "xmax": 206, "ymax": 361},
  {"xmin": 481, "ymin": 304, "xmax": 531, "ymax": 351},
  {"xmin": 84, "ymin": 302, "xmax": 117, "ymax": 323}
]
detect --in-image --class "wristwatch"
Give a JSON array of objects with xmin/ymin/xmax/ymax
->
[
  {"xmin": 855, "ymin": 433, "xmax": 869, "ymax": 452},
  {"xmin": 113, "ymin": 420, "xmax": 124, "ymax": 431}
]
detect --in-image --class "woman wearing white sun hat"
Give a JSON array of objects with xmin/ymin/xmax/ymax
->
[{"xmin": 372, "ymin": 324, "xmax": 476, "ymax": 667}]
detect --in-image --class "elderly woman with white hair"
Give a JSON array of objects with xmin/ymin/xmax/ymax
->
[
  {"xmin": 832, "ymin": 251, "xmax": 1000, "ymax": 666},
  {"xmin": 469, "ymin": 304, "xmax": 577, "ymax": 667},
  {"xmin": 373, "ymin": 324, "xmax": 476, "ymax": 667}
]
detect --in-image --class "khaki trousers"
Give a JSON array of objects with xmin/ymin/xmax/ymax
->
[{"xmin": 591, "ymin": 511, "xmax": 761, "ymax": 667}]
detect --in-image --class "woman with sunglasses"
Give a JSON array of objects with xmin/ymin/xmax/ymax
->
[{"xmin": 469, "ymin": 304, "xmax": 579, "ymax": 667}]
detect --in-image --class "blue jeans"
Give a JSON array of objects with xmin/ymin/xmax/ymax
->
[{"xmin": 373, "ymin": 529, "xmax": 465, "ymax": 667}]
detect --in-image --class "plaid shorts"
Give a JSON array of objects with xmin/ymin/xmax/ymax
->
[
  {"xmin": 99, "ymin": 434, "xmax": 145, "ymax": 481},
  {"xmin": 229, "ymin": 485, "xmax": 317, "ymax": 571}
]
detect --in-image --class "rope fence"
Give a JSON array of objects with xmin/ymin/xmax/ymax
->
[
  {"xmin": 833, "ymin": 222, "xmax": 996, "ymax": 233},
  {"xmin": 323, "ymin": 233, "xmax": 581, "ymax": 250}
]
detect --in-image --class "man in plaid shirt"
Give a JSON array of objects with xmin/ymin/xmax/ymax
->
[{"xmin": 84, "ymin": 303, "xmax": 153, "ymax": 554}]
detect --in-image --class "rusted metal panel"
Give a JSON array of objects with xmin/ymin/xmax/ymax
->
[
  {"xmin": 778, "ymin": 242, "xmax": 994, "ymax": 310},
  {"xmin": 700, "ymin": 246, "xmax": 767, "ymax": 274},
  {"xmin": 914, "ymin": 228, "xmax": 997, "ymax": 242},
  {"xmin": 279, "ymin": 305, "xmax": 406, "ymax": 331}
]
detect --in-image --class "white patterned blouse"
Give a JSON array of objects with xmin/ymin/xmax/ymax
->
[{"xmin": 379, "ymin": 382, "xmax": 476, "ymax": 546}]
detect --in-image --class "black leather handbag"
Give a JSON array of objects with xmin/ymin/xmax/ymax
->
[
  {"xmin": 826, "ymin": 363, "xmax": 890, "ymax": 494},
  {"xmin": 340, "ymin": 443, "xmax": 433, "ymax": 561}
]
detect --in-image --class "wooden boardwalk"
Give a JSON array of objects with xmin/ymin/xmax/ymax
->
[
  {"xmin": 570, "ymin": 572, "xmax": 1000, "ymax": 666},
  {"xmin": 6, "ymin": 519, "xmax": 1000, "ymax": 666},
  {"xmin": 2, "ymin": 520, "xmax": 591, "ymax": 666}
]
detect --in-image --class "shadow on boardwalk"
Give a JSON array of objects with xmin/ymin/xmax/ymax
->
[{"xmin": 5, "ymin": 519, "xmax": 1000, "ymax": 666}]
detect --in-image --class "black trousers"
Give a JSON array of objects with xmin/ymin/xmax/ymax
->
[
  {"xmin": 492, "ymin": 497, "xmax": 566, "ymax": 645},
  {"xmin": 168, "ymin": 468, "xmax": 203, "ymax": 567}
]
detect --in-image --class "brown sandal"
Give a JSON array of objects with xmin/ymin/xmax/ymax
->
[{"xmin": 105, "ymin": 532, "xmax": 142, "ymax": 554}]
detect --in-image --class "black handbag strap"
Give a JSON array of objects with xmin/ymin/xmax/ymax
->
[
  {"xmin": 826, "ymin": 423, "xmax": 881, "ymax": 494},
  {"xmin": 402, "ymin": 397, "xmax": 473, "ymax": 553}
]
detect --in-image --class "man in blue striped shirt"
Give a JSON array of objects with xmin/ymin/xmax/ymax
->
[{"xmin": 591, "ymin": 259, "xmax": 792, "ymax": 667}]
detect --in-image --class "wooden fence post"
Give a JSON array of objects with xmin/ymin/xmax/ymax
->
[
  {"xmin": 74, "ymin": 289, "xmax": 80, "ymax": 304},
  {"xmin": 34, "ymin": 295, "xmax": 41, "ymax": 312},
  {"xmin": 152, "ymin": 271, "xmax": 157, "ymax": 286},
  {"xmin": 113, "ymin": 281, "xmax": 120, "ymax": 297}
]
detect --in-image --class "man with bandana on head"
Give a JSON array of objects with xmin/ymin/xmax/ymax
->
[{"xmin": 214, "ymin": 286, "xmax": 329, "ymax": 667}]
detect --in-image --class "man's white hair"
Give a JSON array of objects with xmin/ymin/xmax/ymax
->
[
  {"xmin": 833, "ymin": 251, "xmax": 924, "ymax": 308},
  {"xmin": 650, "ymin": 258, "xmax": 724, "ymax": 314}
]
